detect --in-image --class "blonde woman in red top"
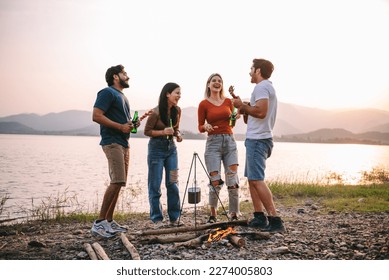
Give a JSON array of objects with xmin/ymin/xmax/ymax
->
[{"xmin": 198, "ymin": 73, "xmax": 240, "ymax": 223}]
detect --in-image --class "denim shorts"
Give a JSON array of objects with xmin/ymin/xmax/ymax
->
[
  {"xmin": 204, "ymin": 134, "xmax": 238, "ymax": 181},
  {"xmin": 244, "ymin": 138, "xmax": 273, "ymax": 181},
  {"xmin": 102, "ymin": 143, "xmax": 129, "ymax": 185}
]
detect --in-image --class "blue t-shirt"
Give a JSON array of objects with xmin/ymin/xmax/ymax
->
[{"xmin": 93, "ymin": 86, "xmax": 131, "ymax": 148}]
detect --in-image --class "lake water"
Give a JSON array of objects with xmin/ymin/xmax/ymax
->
[{"xmin": 1, "ymin": 134, "xmax": 388, "ymax": 221}]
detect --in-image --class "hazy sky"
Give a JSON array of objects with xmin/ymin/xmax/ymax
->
[{"xmin": 0, "ymin": 0, "xmax": 388, "ymax": 117}]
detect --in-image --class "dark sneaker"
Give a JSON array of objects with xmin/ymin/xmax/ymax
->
[
  {"xmin": 230, "ymin": 213, "xmax": 238, "ymax": 221},
  {"xmin": 109, "ymin": 220, "xmax": 128, "ymax": 233},
  {"xmin": 207, "ymin": 216, "xmax": 217, "ymax": 223},
  {"xmin": 248, "ymin": 212, "xmax": 268, "ymax": 229},
  {"xmin": 261, "ymin": 216, "xmax": 286, "ymax": 233},
  {"xmin": 91, "ymin": 220, "xmax": 116, "ymax": 238}
]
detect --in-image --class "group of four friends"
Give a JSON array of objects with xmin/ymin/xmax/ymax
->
[{"xmin": 91, "ymin": 58, "xmax": 285, "ymax": 238}]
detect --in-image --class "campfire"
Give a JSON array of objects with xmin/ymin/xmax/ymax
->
[
  {"xmin": 207, "ymin": 227, "xmax": 236, "ymax": 243},
  {"xmin": 134, "ymin": 219, "xmax": 270, "ymax": 252}
]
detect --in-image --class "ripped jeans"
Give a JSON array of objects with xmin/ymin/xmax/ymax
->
[
  {"xmin": 205, "ymin": 134, "xmax": 240, "ymax": 214},
  {"xmin": 147, "ymin": 138, "xmax": 180, "ymax": 223}
]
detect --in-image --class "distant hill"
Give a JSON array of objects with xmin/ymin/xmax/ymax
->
[
  {"xmin": 278, "ymin": 128, "xmax": 389, "ymax": 145},
  {"xmin": 0, "ymin": 122, "xmax": 37, "ymax": 134},
  {"xmin": 276, "ymin": 103, "xmax": 389, "ymax": 134},
  {"xmin": 0, "ymin": 110, "xmax": 92, "ymax": 131},
  {"xmin": 1, "ymin": 104, "xmax": 389, "ymax": 145}
]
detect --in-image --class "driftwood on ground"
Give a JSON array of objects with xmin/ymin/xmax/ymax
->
[
  {"xmin": 0, "ymin": 242, "xmax": 8, "ymax": 250},
  {"xmin": 120, "ymin": 233, "xmax": 141, "ymax": 260},
  {"xmin": 91, "ymin": 242, "xmax": 110, "ymax": 260},
  {"xmin": 140, "ymin": 233, "xmax": 200, "ymax": 244},
  {"xmin": 228, "ymin": 235, "xmax": 246, "ymax": 247},
  {"xmin": 235, "ymin": 231, "xmax": 270, "ymax": 240},
  {"xmin": 173, "ymin": 234, "xmax": 209, "ymax": 248},
  {"xmin": 83, "ymin": 243, "xmax": 98, "ymax": 260}
]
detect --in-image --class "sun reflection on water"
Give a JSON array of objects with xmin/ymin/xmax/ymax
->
[{"xmin": 265, "ymin": 143, "xmax": 389, "ymax": 185}]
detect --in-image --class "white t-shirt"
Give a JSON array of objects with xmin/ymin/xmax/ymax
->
[{"xmin": 246, "ymin": 80, "xmax": 277, "ymax": 139}]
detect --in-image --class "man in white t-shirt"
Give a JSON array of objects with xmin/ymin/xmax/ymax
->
[{"xmin": 232, "ymin": 58, "xmax": 285, "ymax": 233}]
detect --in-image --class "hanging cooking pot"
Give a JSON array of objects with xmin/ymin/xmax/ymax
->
[{"xmin": 188, "ymin": 186, "xmax": 201, "ymax": 204}]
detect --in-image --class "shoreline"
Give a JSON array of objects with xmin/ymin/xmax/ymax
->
[{"xmin": 1, "ymin": 203, "xmax": 388, "ymax": 260}]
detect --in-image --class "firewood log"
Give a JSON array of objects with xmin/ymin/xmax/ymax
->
[
  {"xmin": 235, "ymin": 231, "xmax": 270, "ymax": 240},
  {"xmin": 140, "ymin": 233, "xmax": 200, "ymax": 244},
  {"xmin": 83, "ymin": 243, "xmax": 98, "ymax": 260},
  {"xmin": 120, "ymin": 233, "xmax": 141, "ymax": 260},
  {"xmin": 228, "ymin": 235, "xmax": 246, "ymax": 247},
  {"xmin": 136, "ymin": 220, "xmax": 248, "ymax": 236},
  {"xmin": 91, "ymin": 242, "xmax": 110, "ymax": 260},
  {"xmin": 173, "ymin": 234, "xmax": 209, "ymax": 248}
]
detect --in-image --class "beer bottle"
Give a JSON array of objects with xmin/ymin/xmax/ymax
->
[
  {"xmin": 167, "ymin": 118, "xmax": 173, "ymax": 139},
  {"xmin": 131, "ymin": 111, "xmax": 139, "ymax": 133},
  {"xmin": 229, "ymin": 107, "xmax": 237, "ymax": 127}
]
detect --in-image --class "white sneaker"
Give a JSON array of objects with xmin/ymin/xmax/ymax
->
[
  {"xmin": 91, "ymin": 220, "xmax": 116, "ymax": 238},
  {"xmin": 169, "ymin": 220, "xmax": 185, "ymax": 227},
  {"xmin": 153, "ymin": 221, "xmax": 164, "ymax": 229},
  {"xmin": 109, "ymin": 220, "xmax": 128, "ymax": 233}
]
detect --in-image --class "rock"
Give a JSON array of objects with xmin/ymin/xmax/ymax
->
[
  {"xmin": 325, "ymin": 252, "xmax": 337, "ymax": 259},
  {"xmin": 354, "ymin": 251, "xmax": 366, "ymax": 259},
  {"xmin": 0, "ymin": 231, "xmax": 17, "ymax": 236},
  {"xmin": 304, "ymin": 199, "xmax": 314, "ymax": 206},
  {"xmin": 356, "ymin": 244, "xmax": 365, "ymax": 249},
  {"xmin": 28, "ymin": 240, "xmax": 46, "ymax": 248},
  {"xmin": 311, "ymin": 204, "xmax": 319, "ymax": 210},
  {"xmin": 273, "ymin": 233, "xmax": 284, "ymax": 239},
  {"xmin": 77, "ymin": 251, "xmax": 88, "ymax": 259},
  {"xmin": 270, "ymin": 246, "xmax": 290, "ymax": 254}
]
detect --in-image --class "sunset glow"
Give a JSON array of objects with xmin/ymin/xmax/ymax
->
[{"xmin": 0, "ymin": 0, "xmax": 388, "ymax": 117}]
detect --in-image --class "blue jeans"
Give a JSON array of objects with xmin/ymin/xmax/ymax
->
[
  {"xmin": 147, "ymin": 138, "xmax": 180, "ymax": 223},
  {"xmin": 244, "ymin": 138, "xmax": 273, "ymax": 181},
  {"xmin": 204, "ymin": 134, "xmax": 239, "ymax": 184}
]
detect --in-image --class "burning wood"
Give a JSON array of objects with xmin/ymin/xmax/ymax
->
[
  {"xmin": 207, "ymin": 227, "xmax": 236, "ymax": 243},
  {"xmin": 135, "ymin": 220, "xmax": 248, "ymax": 236},
  {"xmin": 133, "ymin": 219, "xmax": 270, "ymax": 250}
]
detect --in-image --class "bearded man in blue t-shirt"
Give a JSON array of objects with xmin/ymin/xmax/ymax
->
[{"xmin": 91, "ymin": 64, "xmax": 137, "ymax": 238}]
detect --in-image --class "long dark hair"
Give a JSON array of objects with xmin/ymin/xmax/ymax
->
[{"xmin": 158, "ymin": 82, "xmax": 180, "ymax": 126}]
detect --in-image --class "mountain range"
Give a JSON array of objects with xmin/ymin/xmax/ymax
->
[{"xmin": 1, "ymin": 102, "xmax": 389, "ymax": 144}]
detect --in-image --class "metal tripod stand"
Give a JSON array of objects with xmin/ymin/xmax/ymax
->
[{"xmin": 177, "ymin": 152, "xmax": 228, "ymax": 228}]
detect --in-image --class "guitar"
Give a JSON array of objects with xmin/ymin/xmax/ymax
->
[
  {"xmin": 228, "ymin": 85, "xmax": 237, "ymax": 99},
  {"xmin": 228, "ymin": 85, "xmax": 249, "ymax": 124}
]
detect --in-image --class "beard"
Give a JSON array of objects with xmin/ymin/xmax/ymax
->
[{"xmin": 119, "ymin": 77, "xmax": 130, "ymax": 88}]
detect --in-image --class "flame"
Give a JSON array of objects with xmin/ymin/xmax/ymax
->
[{"xmin": 207, "ymin": 227, "xmax": 236, "ymax": 243}]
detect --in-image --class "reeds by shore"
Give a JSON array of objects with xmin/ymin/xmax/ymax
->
[{"xmin": 1, "ymin": 168, "xmax": 388, "ymax": 225}]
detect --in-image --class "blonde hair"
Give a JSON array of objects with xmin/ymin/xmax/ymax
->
[{"xmin": 204, "ymin": 73, "xmax": 225, "ymax": 99}]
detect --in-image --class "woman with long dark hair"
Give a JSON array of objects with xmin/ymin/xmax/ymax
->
[{"xmin": 144, "ymin": 83, "xmax": 183, "ymax": 228}]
